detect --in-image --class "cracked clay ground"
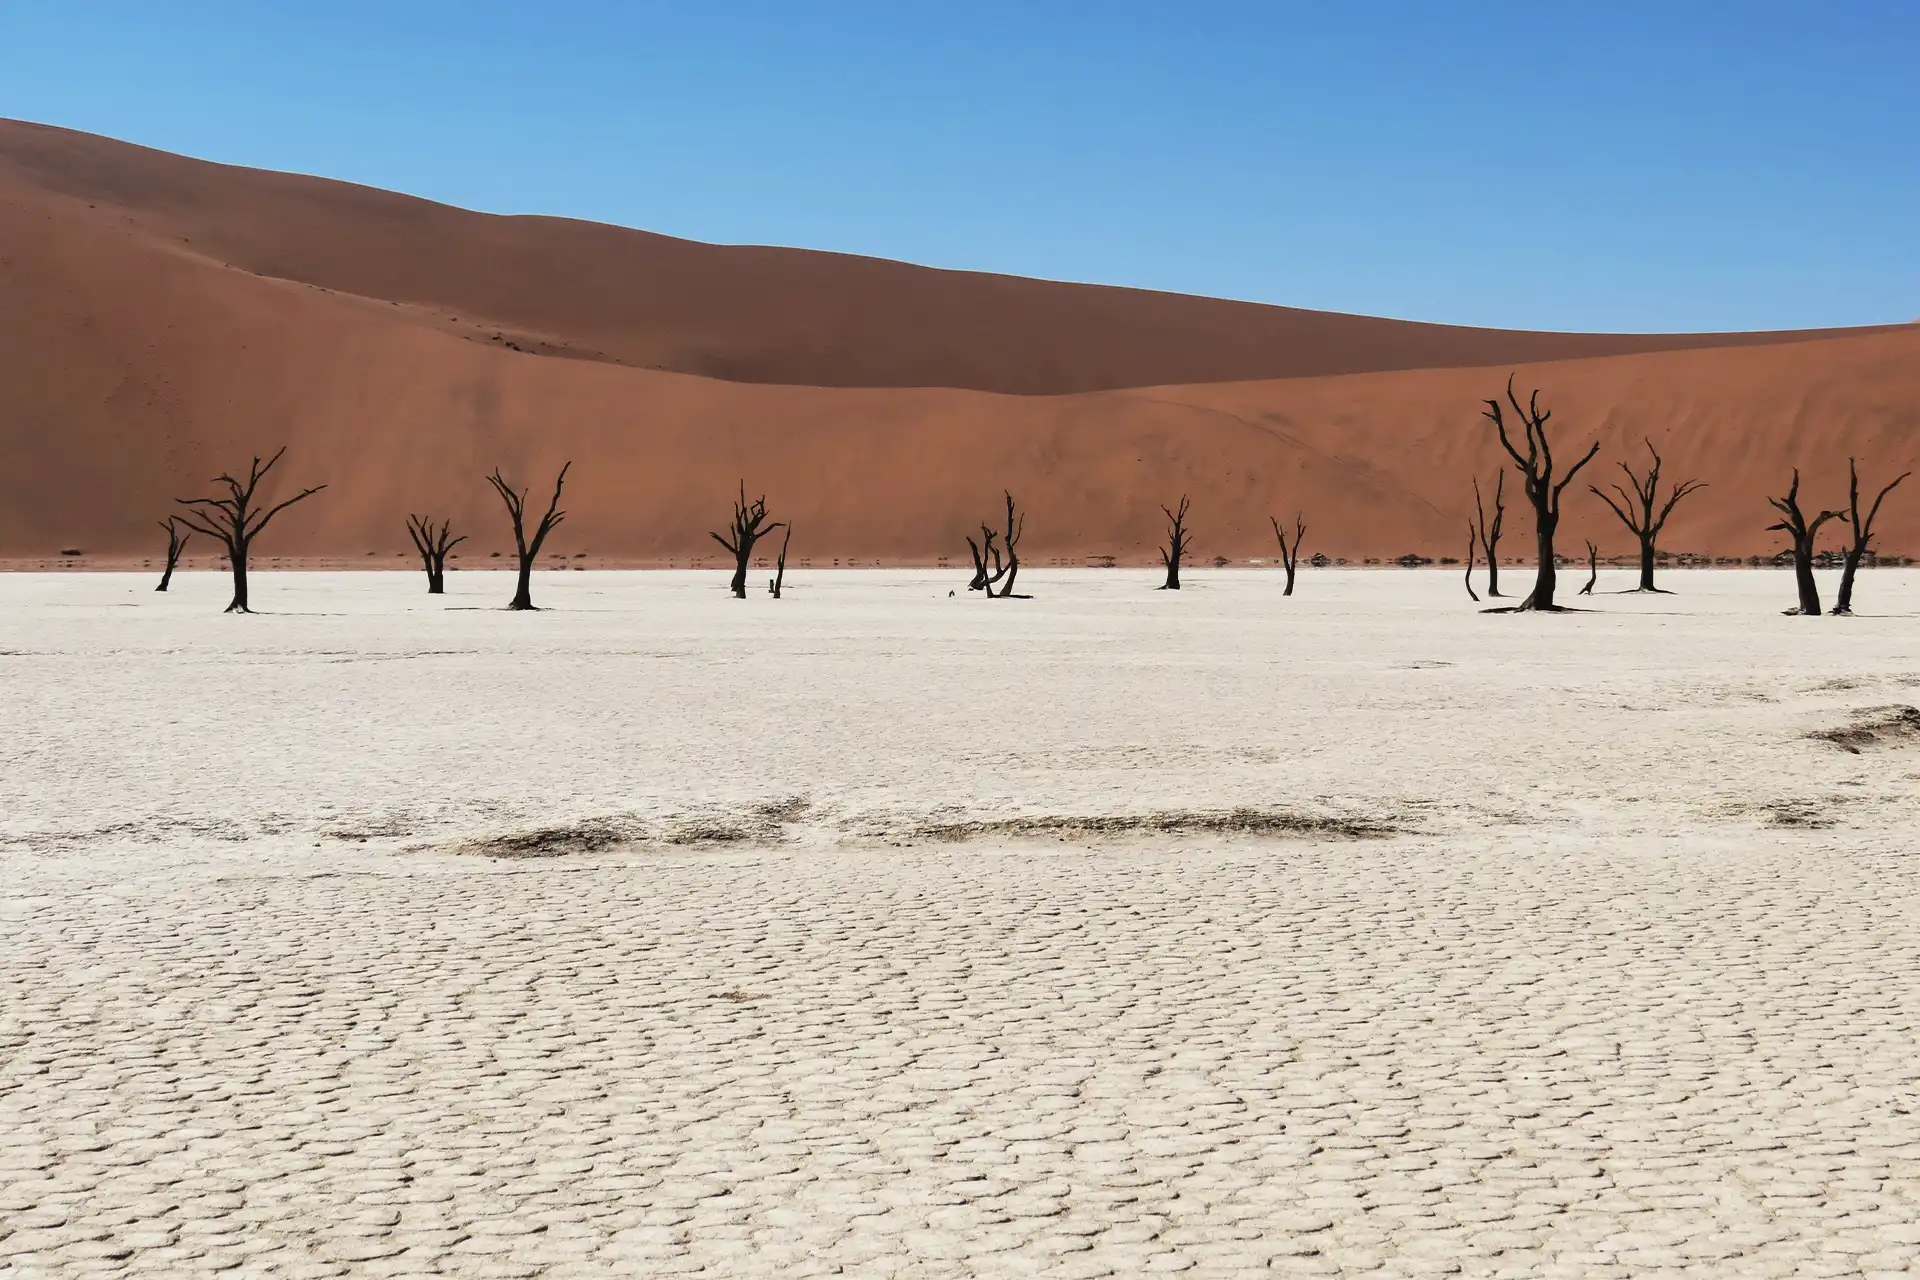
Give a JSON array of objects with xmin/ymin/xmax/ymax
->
[{"xmin": 3, "ymin": 569, "xmax": 1919, "ymax": 1277}]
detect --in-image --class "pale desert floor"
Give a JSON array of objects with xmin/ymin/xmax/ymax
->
[{"xmin": 3, "ymin": 568, "xmax": 1918, "ymax": 1279}]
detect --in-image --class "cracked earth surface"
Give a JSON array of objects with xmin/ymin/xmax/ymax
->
[{"xmin": 3, "ymin": 570, "xmax": 1918, "ymax": 1276}]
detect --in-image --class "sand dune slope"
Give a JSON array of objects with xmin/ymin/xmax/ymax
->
[{"xmin": 1, "ymin": 121, "xmax": 1916, "ymax": 564}]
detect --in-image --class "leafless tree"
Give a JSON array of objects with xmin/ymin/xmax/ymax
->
[
  {"xmin": 768, "ymin": 526, "xmax": 792, "ymax": 598},
  {"xmin": 406, "ymin": 514, "xmax": 466, "ymax": 595},
  {"xmin": 485, "ymin": 462, "xmax": 570, "ymax": 610},
  {"xmin": 1832, "ymin": 457, "xmax": 1910, "ymax": 615},
  {"xmin": 1483, "ymin": 376, "xmax": 1600, "ymax": 611},
  {"xmin": 1464, "ymin": 524, "xmax": 1480, "ymax": 602},
  {"xmin": 1589, "ymin": 439, "xmax": 1706, "ymax": 592},
  {"xmin": 1766, "ymin": 468, "xmax": 1842, "ymax": 616},
  {"xmin": 1579, "ymin": 541, "xmax": 1598, "ymax": 595},
  {"xmin": 964, "ymin": 491, "xmax": 1026, "ymax": 598},
  {"xmin": 712, "ymin": 482, "xmax": 783, "ymax": 599},
  {"xmin": 1270, "ymin": 512, "xmax": 1305, "ymax": 596},
  {"xmin": 1472, "ymin": 472, "xmax": 1506, "ymax": 596},
  {"xmin": 1158, "ymin": 495, "xmax": 1193, "ymax": 590},
  {"xmin": 155, "ymin": 517, "xmax": 191, "ymax": 592},
  {"xmin": 174, "ymin": 448, "xmax": 326, "ymax": 613}
]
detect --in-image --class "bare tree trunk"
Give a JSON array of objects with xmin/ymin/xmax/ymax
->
[
  {"xmin": 1270, "ymin": 513, "xmax": 1305, "ymax": 596},
  {"xmin": 1830, "ymin": 458, "xmax": 1908, "ymax": 616},
  {"xmin": 768, "ymin": 526, "xmax": 791, "ymax": 598},
  {"xmin": 1159, "ymin": 496, "xmax": 1192, "ymax": 591},
  {"xmin": 156, "ymin": 518, "xmax": 190, "ymax": 592},
  {"xmin": 1464, "ymin": 525, "xmax": 1480, "ymax": 602},
  {"xmin": 407, "ymin": 515, "xmax": 466, "ymax": 595},
  {"xmin": 1473, "ymin": 473, "xmax": 1505, "ymax": 597},
  {"xmin": 228, "ymin": 542, "xmax": 250, "ymax": 614},
  {"xmin": 486, "ymin": 463, "xmax": 571, "ymax": 611},
  {"xmin": 1483, "ymin": 377, "xmax": 1599, "ymax": 612},
  {"xmin": 1766, "ymin": 469, "xmax": 1841, "ymax": 616},
  {"xmin": 1531, "ymin": 509, "xmax": 1560, "ymax": 607},
  {"xmin": 175, "ymin": 449, "xmax": 326, "ymax": 613},
  {"xmin": 1579, "ymin": 541, "xmax": 1597, "ymax": 595},
  {"xmin": 1591, "ymin": 439, "xmax": 1706, "ymax": 595},
  {"xmin": 1835, "ymin": 549, "xmax": 1864, "ymax": 615},
  {"xmin": 713, "ymin": 481, "xmax": 782, "ymax": 600},
  {"xmin": 962, "ymin": 493, "xmax": 1026, "ymax": 598}
]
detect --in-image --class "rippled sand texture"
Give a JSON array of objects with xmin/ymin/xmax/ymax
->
[{"xmin": 4, "ymin": 569, "xmax": 1919, "ymax": 1278}]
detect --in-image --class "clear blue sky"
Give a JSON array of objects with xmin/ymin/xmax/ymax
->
[{"xmin": 3, "ymin": 2, "xmax": 1915, "ymax": 332}]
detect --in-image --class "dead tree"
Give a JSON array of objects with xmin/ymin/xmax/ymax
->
[
  {"xmin": 1270, "ymin": 512, "xmax": 1306, "ymax": 596},
  {"xmin": 1766, "ymin": 469, "xmax": 1842, "ymax": 616},
  {"xmin": 1579, "ymin": 541, "xmax": 1598, "ymax": 595},
  {"xmin": 1158, "ymin": 495, "xmax": 1193, "ymax": 590},
  {"xmin": 1832, "ymin": 458, "xmax": 1909, "ymax": 615},
  {"xmin": 174, "ymin": 448, "xmax": 326, "ymax": 613},
  {"xmin": 1483, "ymin": 376, "xmax": 1600, "ymax": 611},
  {"xmin": 1473, "ymin": 472, "xmax": 1506, "ymax": 596},
  {"xmin": 1464, "ymin": 524, "xmax": 1480, "ymax": 602},
  {"xmin": 768, "ymin": 526, "xmax": 792, "ymax": 598},
  {"xmin": 711, "ymin": 482, "xmax": 783, "ymax": 599},
  {"xmin": 155, "ymin": 517, "xmax": 191, "ymax": 592},
  {"xmin": 406, "ymin": 514, "xmax": 467, "ymax": 595},
  {"xmin": 963, "ymin": 492, "xmax": 1026, "ymax": 599},
  {"xmin": 485, "ymin": 462, "xmax": 570, "ymax": 610},
  {"xmin": 1589, "ymin": 439, "xmax": 1706, "ymax": 592}
]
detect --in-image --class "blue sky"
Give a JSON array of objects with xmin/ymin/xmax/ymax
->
[{"xmin": 3, "ymin": 2, "xmax": 1915, "ymax": 332}]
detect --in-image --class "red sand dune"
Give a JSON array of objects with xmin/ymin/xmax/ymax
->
[{"xmin": 2, "ymin": 118, "xmax": 1916, "ymax": 567}]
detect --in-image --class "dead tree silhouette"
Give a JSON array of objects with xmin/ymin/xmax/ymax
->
[
  {"xmin": 712, "ymin": 482, "xmax": 783, "ymax": 599},
  {"xmin": 1472, "ymin": 472, "xmax": 1506, "ymax": 596},
  {"xmin": 1463, "ymin": 525, "xmax": 1481, "ymax": 602},
  {"xmin": 1766, "ymin": 469, "xmax": 1842, "ymax": 616},
  {"xmin": 1832, "ymin": 458, "xmax": 1909, "ymax": 615},
  {"xmin": 406, "ymin": 514, "xmax": 466, "ymax": 595},
  {"xmin": 485, "ymin": 462, "xmax": 569, "ymax": 611},
  {"xmin": 1589, "ymin": 440, "xmax": 1706, "ymax": 592},
  {"xmin": 1483, "ymin": 376, "xmax": 1600, "ymax": 611},
  {"xmin": 1579, "ymin": 541, "xmax": 1599, "ymax": 595},
  {"xmin": 155, "ymin": 517, "xmax": 190, "ymax": 592},
  {"xmin": 767, "ymin": 526, "xmax": 792, "ymax": 598},
  {"xmin": 174, "ymin": 448, "xmax": 326, "ymax": 613},
  {"xmin": 1270, "ymin": 512, "xmax": 1306, "ymax": 596},
  {"xmin": 1158, "ymin": 495, "xmax": 1193, "ymax": 590},
  {"xmin": 964, "ymin": 492, "xmax": 1026, "ymax": 598}
]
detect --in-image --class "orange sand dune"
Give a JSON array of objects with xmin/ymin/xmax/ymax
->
[{"xmin": 1, "ymin": 120, "xmax": 1916, "ymax": 567}]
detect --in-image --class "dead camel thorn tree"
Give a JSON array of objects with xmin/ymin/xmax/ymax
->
[
  {"xmin": 174, "ymin": 448, "xmax": 326, "ymax": 613},
  {"xmin": 768, "ymin": 526, "xmax": 792, "ymax": 598},
  {"xmin": 1766, "ymin": 468, "xmax": 1843, "ymax": 616},
  {"xmin": 1472, "ymin": 472, "xmax": 1506, "ymax": 596},
  {"xmin": 712, "ymin": 482, "xmax": 783, "ymax": 599},
  {"xmin": 1589, "ymin": 439, "xmax": 1706, "ymax": 593},
  {"xmin": 155, "ymin": 517, "xmax": 191, "ymax": 592},
  {"xmin": 1483, "ymin": 375, "xmax": 1600, "ymax": 611},
  {"xmin": 1579, "ymin": 541, "xmax": 1599, "ymax": 595},
  {"xmin": 406, "ymin": 514, "xmax": 467, "ymax": 595},
  {"xmin": 485, "ymin": 461, "xmax": 570, "ymax": 610},
  {"xmin": 1832, "ymin": 457, "xmax": 1910, "ymax": 616},
  {"xmin": 1463, "ymin": 523, "xmax": 1481, "ymax": 602},
  {"xmin": 1158, "ymin": 495, "xmax": 1193, "ymax": 590},
  {"xmin": 1270, "ymin": 512, "xmax": 1306, "ymax": 596},
  {"xmin": 964, "ymin": 491, "xmax": 1027, "ymax": 598}
]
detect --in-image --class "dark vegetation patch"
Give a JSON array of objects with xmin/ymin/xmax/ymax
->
[
  {"xmin": 1808, "ymin": 705, "xmax": 1920, "ymax": 754},
  {"xmin": 463, "ymin": 817, "xmax": 646, "ymax": 859},
  {"xmin": 666, "ymin": 796, "xmax": 811, "ymax": 846},
  {"xmin": 910, "ymin": 806, "xmax": 1397, "ymax": 844}
]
